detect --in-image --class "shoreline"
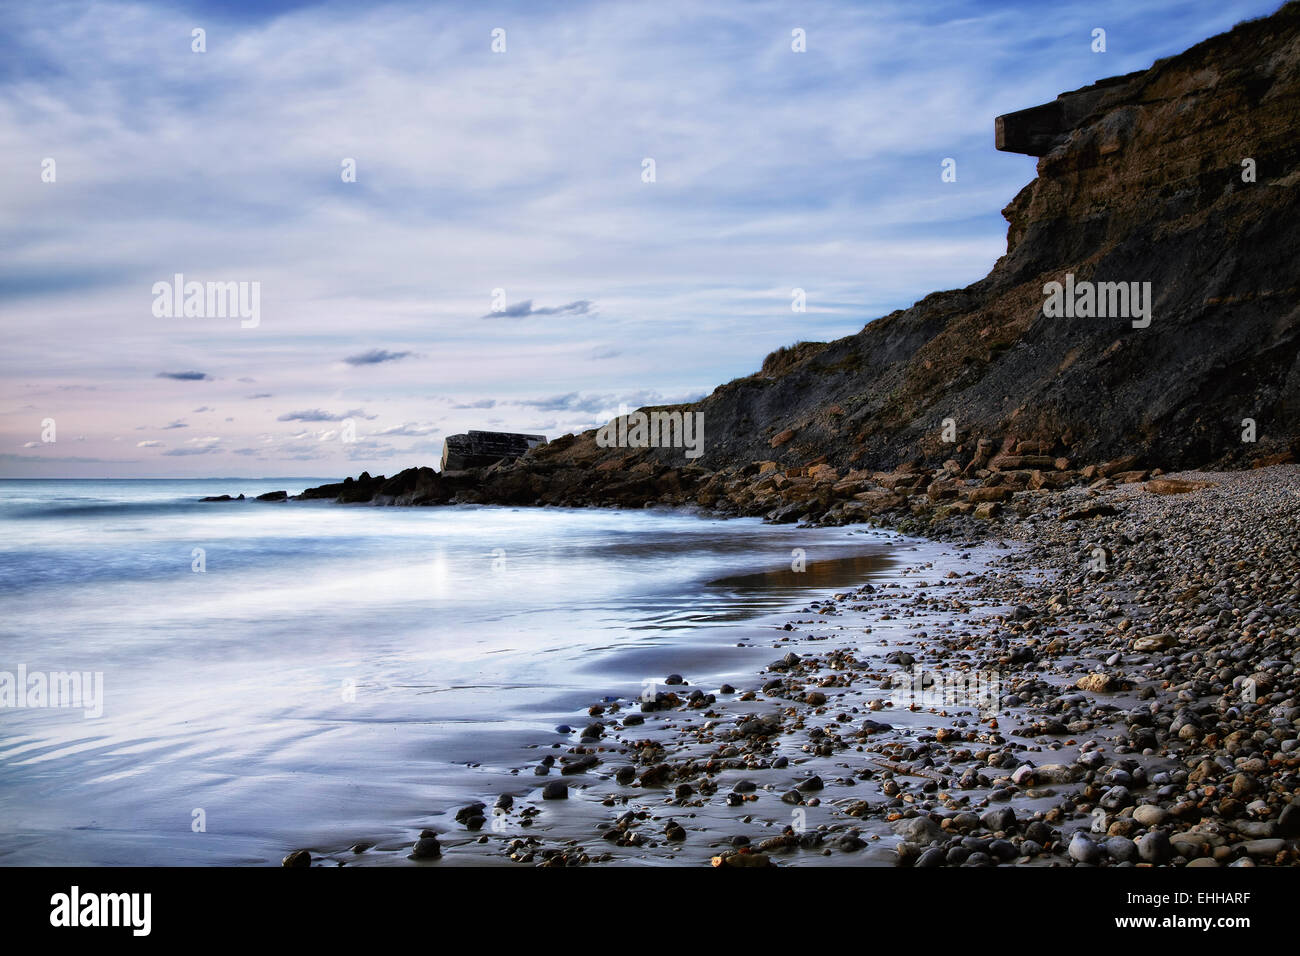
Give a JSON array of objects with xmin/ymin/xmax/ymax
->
[{"xmin": 286, "ymin": 464, "xmax": 1300, "ymax": 867}]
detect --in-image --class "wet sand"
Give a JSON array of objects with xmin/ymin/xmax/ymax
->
[{"xmin": 290, "ymin": 533, "xmax": 1019, "ymax": 866}]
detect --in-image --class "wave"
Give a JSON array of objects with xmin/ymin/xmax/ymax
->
[{"xmin": 1, "ymin": 497, "xmax": 234, "ymax": 520}]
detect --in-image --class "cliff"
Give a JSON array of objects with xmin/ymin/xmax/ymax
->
[{"xmin": 305, "ymin": 3, "xmax": 1300, "ymax": 520}]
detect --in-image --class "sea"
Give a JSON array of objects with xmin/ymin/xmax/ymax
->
[{"xmin": 0, "ymin": 478, "xmax": 914, "ymax": 864}]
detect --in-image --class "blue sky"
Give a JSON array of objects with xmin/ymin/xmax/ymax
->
[{"xmin": 0, "ymin": 0, "xmax": 1281, "ymax": 477}]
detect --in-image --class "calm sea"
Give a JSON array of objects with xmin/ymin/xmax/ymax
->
[{"xmin": 0, "ymin": 478, "xmax": 906, "ymax": 864}]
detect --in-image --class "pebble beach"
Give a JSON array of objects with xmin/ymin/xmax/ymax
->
[{"xmin": 286, "ymin": 465, "xmax": 1300, "ymax": 867}]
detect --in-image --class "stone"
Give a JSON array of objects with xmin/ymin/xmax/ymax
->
[
  {"xmin": 893, "ymin": 815, "xmax": 940, "ymax": 843},
  {"xmin": 1132, "ymin": 633, "xmax": 1176, "ymax": 652},
  {"xmin": 1099, "ymin": 786, "xmax": 1133, "ymax": 810},
  {"xmin": 1105, "ymin": 836, "xmax": 1138, "ymax": 863},
  {"xmin": 712, "ymin": 850, "xmax": 773, "ymax": 868},
  {"xmin": 409, "ymin": 836, "xmax": 441, "ymax": 860},
  {"xmin": 1137, "ymin": 830, "xmax": 1171, "ymax": 864},
  {"xmin": 1059, "ymin": 503, "xmax": 1118, "ymax": 521},
  {"xmin": 455, "ymin": 802, "xmax": 487, "ymax": 824},
  {"xmin": 1076, "ymin": 673, "xmax": 1113, "ymax": 693},
  {"xmin": 1132, "ymin": 804, "xmax": 1167, "ymax": 827},
  {"xmin": 1145, "ymin": 478, "xmax": 1211, "ymax": 495},
  {"xmin": 1069, "ymin": 832, "xmax": 1102, "ymax": 865},
  {"xmin": 1241, "ymin": 838, "xmax": 1284, "ymax": 857},
  {"xmin": 916, "ymin": 846, "xmax": 946, "ymax": 867},
  {"xmin": 981, "ymin": 807, "xmax": 1016, "ymax": 832}
]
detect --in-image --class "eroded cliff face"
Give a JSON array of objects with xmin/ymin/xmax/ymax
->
[
  {"xmin": 663, "ymin": 1, "xmax": 1300, "ymax": 477},
  {"xmin": 309, "ymin": 3, "xmax": 1300, "ymax": 515}
]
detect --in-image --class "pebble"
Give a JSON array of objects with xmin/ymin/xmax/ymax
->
[
  {"xmin": 1137, "ymin": 830, "xmax": 1171, "ymax": 864},
  {"xmin": 1069, "ymin": 832, "xmax": 1101, "ymax": 865},
  {"xmin": 409, "ymin": 836, "xmax": 441, "ymax": 860},
  {"xmin": 1131, "ymin": 804, "xmax": 1167, "ymax": 827}
]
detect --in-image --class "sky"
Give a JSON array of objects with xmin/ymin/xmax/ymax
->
[{"xmin": 0, "ymin": 0, "xmax": 1282, "ymax": 478}]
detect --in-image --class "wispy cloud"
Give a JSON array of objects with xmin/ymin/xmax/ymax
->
[
  {"xmin": 276, "ymin": 408, "xmax": 374, "ymax": 422},
  {"xmin": 157, "ymin": 371, "xmax": 209, "ymax": 382},
  {"xmin": 375, "ymin": 421, "xmax": 439, "ymax": 436},
  {"xmin": 343, "ymin": 349, "xmax": 412, "ymax": 366},
  {"xmin": 482, "ymin": 299, "xmax": 593, "ymax": 320}
]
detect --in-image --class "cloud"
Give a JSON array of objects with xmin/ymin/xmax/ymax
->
[
  {"xmin": 0, "ymin": 0, "xmax": 1276, "ymax": 477},
  {"xmin": 517, "ymin": 392, "xmax": 590, "ymax": 413},
  {"xmin": 161, "ymin": 446, "xmax": 216, "ymax": 456},
  {"xmin": 136, "ymin": 440, "xmax": 163, "ymax": 447},
  {"xmin": 482, "ymin": 299, "xmax": 593, "ymax": 320},
  {"xmin": 344, "ymin": 348, "xmax": 412, "ymax": 366},
  {"xmin": 276, "ymin": 408, "xmax": 375, "ymax": 422},
  {"xmin": 161, "ymin": 421, "xmax": 188, "ymax": 429},
  {"xmin": 247, "ymin": 393, "xmax": 273, "ymax": 399},
  {"xmin": 375, "ymin": 422, "xmax": 439, "ymax": 436},
  {"xmin": 514, "ymin": 390, "xmax": 697, "ymax": 416},
  {"xmin": 0, "ymin": 453, "xmax": 135, "ymax": 464}
]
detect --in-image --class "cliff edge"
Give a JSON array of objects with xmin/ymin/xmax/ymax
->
[{"xmin": 307, "ymin": 3, "xmax": 1300, "ymax": 519}]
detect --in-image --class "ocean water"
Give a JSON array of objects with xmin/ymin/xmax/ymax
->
[{"xmin": 0, "ymin": 479, "xmax": 907, "ymax": 865}]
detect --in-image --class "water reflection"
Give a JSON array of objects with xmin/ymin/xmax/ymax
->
[{"xmin": 708, "ymin": 553, "xmax": 890, "ymax": 592}]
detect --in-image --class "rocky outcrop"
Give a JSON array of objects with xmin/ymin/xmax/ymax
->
[
  {"xmin": 994, "ymin": 72, "xmax": 1143, "ymax": 157},
  {"xmin": 305, "ymin": 3, "xmax": 1300, "ymax": 520}
]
